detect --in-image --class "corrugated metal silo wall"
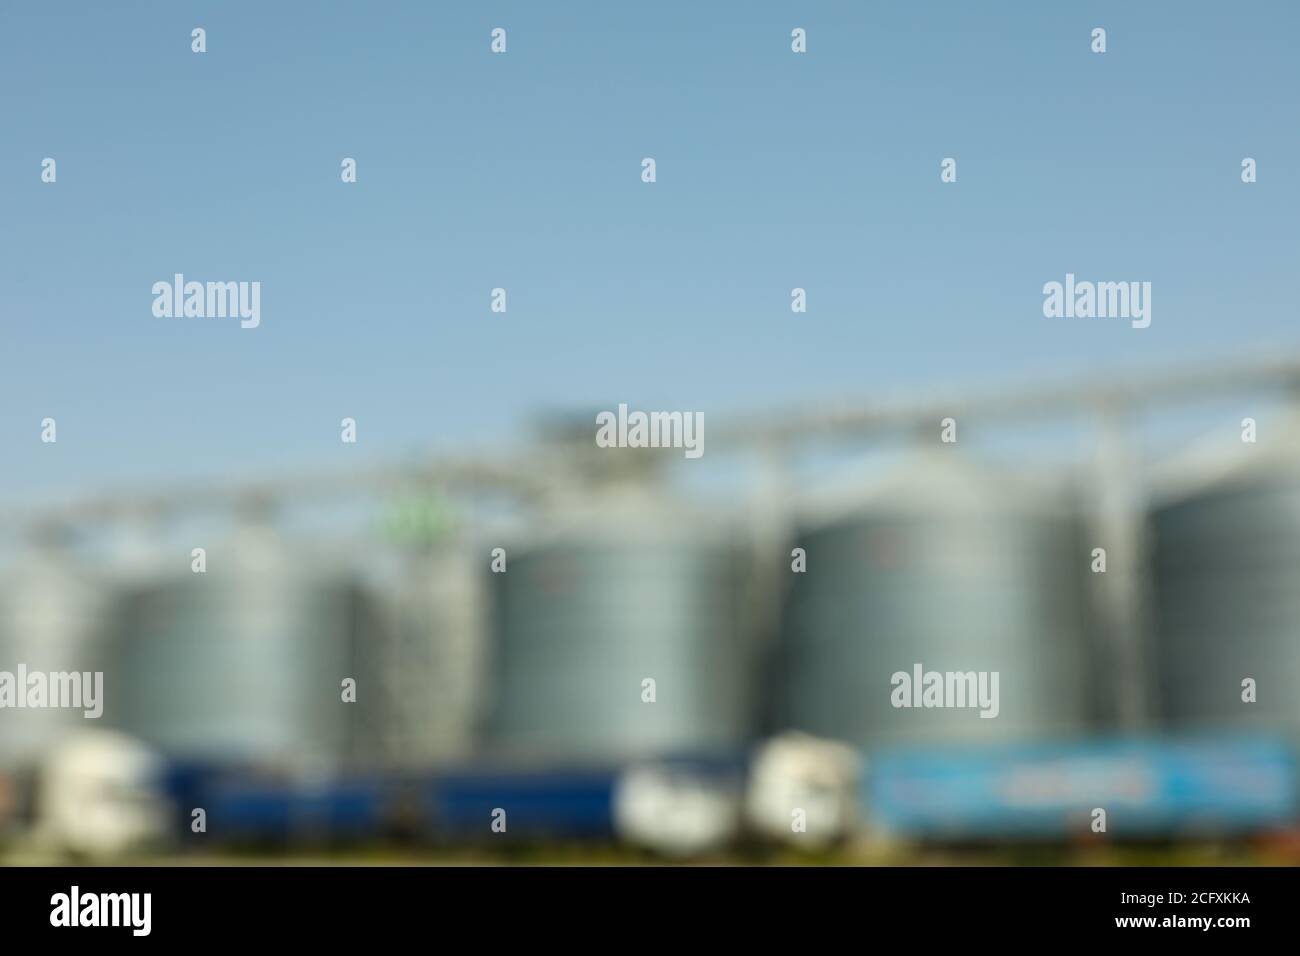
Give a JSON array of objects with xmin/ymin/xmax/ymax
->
[
  {"xmin": 0, "ymin": 555, "xmax": 111, "ymax": 771},
  {"xmin": 105, "ymin": 568, "xmax": 373, "ymax": 769},
  {"xmin": 775, "ymin": 507, "xmax": 1096, "ymax": 749},
  {"xmin": 360, "ymin": 549, "xmax": 484, "ymax": 767},
  {"xmin": 1150, "ymin": 476, "xmax": 1300, "ymax": 737},
  {"xmin": 484, "ymin": 536, "xmax": 752, "ymax": 759}
]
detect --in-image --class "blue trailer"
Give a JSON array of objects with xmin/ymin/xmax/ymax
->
[
  {"xmin": 161, "ymin": 763, "xmax": 394, "ymax": 845},
  {"xmin": 420, "ymin": 765, "xmax": 622, "ymax": 841},
  {"xmin": 866, "ymin": 736, "xmax": 1298, "ymax": 839},
  {"xmin": 159, "ymin": 755, "xmax": 744, "ymax": 849}
]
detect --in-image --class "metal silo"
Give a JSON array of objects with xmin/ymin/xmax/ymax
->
[
  {"xmin": 1149, "ymin": 435, "xmax": 1300, "ymax": 737},
  {"xmin": 484, "ymin": 485, "xmax": 752, "ymax": 759},
  {"xmin": 776, "ymin": 451, "xmax": 1095, "ymax": 750},
  {"xmin": 361, "ymin": 544, "xmax": 485, "ymax": 767},
  {"xmin": 0, "ymin": 540, "xmax": 110, "ymax": 771},
  {"xmin": 107, "ymin": 526, "xmax": 368, "ymax": 770}
]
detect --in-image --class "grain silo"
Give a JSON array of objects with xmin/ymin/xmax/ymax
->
[
  {"xmin": 1148, "ymin": 425, "xmax": 1300, "ymax": 737},
  {"xmin": 0, "ymin": 540, "xmax": 110, "ymax": 771},
  {"xmin": 106, "ymin": 526, "xmax": 370, "ymax": 770},
  {"xmin": 775, "ymin": 450, "xmax": 1096, "ymax": 750},
  {"xmin": 360, "ymin": 544, "xmax": 485, "ymax": 767},
  {"xmin": 483, "ymin": 484, "xmax": 752, "ymax": 759}
]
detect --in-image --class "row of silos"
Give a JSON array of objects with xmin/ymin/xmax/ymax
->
[
  {"xmin": 481, "ymin": 440, "xmax": 1300, "ymax": 756},
  {"xmin": 771, "ymin": 434, "xmax": 1300, "ymax": 749},
  {"xmin": 479, "ymin": 455, "xmax": 1100, "ymax": 757},
  {"xmin": 0, "ymin": 526, "xmax": 485, "ymax": 774},
  {"xmin": 3, "ymin": 432, "xmax": 1298, "ymax": 772}
]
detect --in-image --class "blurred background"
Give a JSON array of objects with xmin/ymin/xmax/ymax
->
[
  {"xmin": 2, "ymin": 2, "xmax": 1299, "ymax": 863},
  {"xmin": 4, "ymin": 355, "xmax": 1300, "ymax": 864}
]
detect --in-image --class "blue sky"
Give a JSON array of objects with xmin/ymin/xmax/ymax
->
[{"xmin": 2, "ymin": 1, "xmax": 1297, "ymax": 503}]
